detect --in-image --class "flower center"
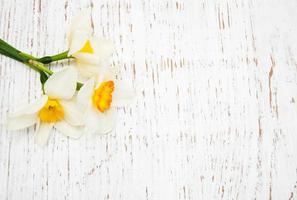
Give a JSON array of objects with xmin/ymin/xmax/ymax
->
[
  {"xmin": 92, "ymin": 81, "xmax": 114, "ymax": 112},
  {"xmin": 79, "ymin": 40, "xmax": 94, "ymax": 54},
  {"xmin": 38, "ymin": 99, "xmax": 64, "ymax": 123}
]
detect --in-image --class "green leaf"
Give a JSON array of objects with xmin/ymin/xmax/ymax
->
[
  {"xmin": 76, "ymin": 82, "xmax": 83, "ymax": 90},
  {"xmin": 40, "ymin": 71, "xmax": 48, "ymax": 84},
  {"xmin": 39, "ymin": 71, "xmax": 49, "ymax": 93},
  {"xmin": 37, "ymin": 56, "xmax": 52, "ymax": 64}
]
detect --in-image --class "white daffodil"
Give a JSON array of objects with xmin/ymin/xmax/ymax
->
[
  {"xmin": 76, "ymin": 68, "xmax": 135, "ymax": 134},
  {"xmin": 7, "ymin": 66, "xmax": 84, "ymax": 146},
  {"xmin": 68, "ymin": 9, "xmax": 114, "ymax": 79}
]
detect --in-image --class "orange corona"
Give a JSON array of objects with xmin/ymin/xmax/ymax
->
[{"xmin": 92, "ymin": 81, "xmax": 114, "ymax": 112}]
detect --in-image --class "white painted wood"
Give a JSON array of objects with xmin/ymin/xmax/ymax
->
[{"xmin": 1, "ymin": 0, "xmax": 297, "ymax": 199}]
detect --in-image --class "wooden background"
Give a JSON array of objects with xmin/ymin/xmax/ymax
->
[{"xmin": 1, "ymin": 0, "xmax": 297, "ymax": 199}]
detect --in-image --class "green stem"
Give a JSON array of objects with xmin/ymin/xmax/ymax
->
[
  {"xmin": 0, "ymin": 38, "xmax": 21, "ymax": 53},
  {"xmin": 0, "ymin": 38, "xmax": 82, "ymax": 90},
  {"xmin": 28, "ymin": 60, "xmax": 53, "ymax": 75},
  {"xmin": 0, "ymin": 41, "xmax": 27, "ymax": 63},
  {"xmin": 37, "ymin": 51, "xmax": 72, "ymax": 64},
  {"xmin": 19, "ymin": 52, "xmax": 37, "ymax": 60},
  {"xmin": 0, "ymin": 38, "xmax": 72, "ymax": 64}
]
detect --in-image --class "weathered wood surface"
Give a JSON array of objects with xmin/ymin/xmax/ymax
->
[{"xmin": 1, "ymin": 0, "xmax": 297, "ymax": 199}]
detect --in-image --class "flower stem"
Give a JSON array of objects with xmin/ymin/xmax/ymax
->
[
  {"xmin": 0, "ymin": 38, "xmax": 82, "ymax": 90},
  {"xmin": 0, "ymin": 39, "xmax": 28, "ymax": 63},
  {"xmin": 37, "ymin": 51, "xmax": 72, "ymax": 64},
  {"xmin": 28, "ymin": 60, "xmax": 53, "ymax": 75},
  {"xmin": 0, "ymin": 38, "xmax": 72, "ymax": 64},
  {"xmin": 19, "ymin": 52, "xmax": 37, "ymax": 60}
]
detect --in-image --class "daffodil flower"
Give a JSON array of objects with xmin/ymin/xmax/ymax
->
[
  {"xmin": 7, "ymin": 66, "xmax": 84, "ymax": 146},
  {"xmin": 67, "ymin": 9, "xmax": 114, "ymax": 79},
  {"xmin": 76, "ymin": 68, "xmax": 135, "ymax": 134}
]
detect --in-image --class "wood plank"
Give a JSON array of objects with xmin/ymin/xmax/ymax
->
[{"xmin": 0, "ymin": 0, "xmax": 297, "ymax": 199}]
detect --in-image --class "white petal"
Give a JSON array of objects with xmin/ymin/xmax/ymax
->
[
  {"xmin": 67, "ymin": 9, "xmax": 92, "ymax": 53},
  {"xmin": 112, "ymin": 82, "xmax": 136, "ymax": 107},
  {"xmin": 54, "ymin": 120, "xmax": 83, "ymax": 139},
  {"xmin": 69, "ymin": 9, "xmax": 92, "ymax": 35},
  {"xmin": 10, "ymin": 95, "xmax": 48, "ymax": 116},
  {"xmin": 35, "ymin": 122, "xmax": 53, "ymax": 146},
  {"xmin": 77, "ymin": 78, "xmax": 94, "ymax": 108},
  {"xmin": 60, "ymin": 100, "xmax": 84, "ymax": 126},
  {"xmin": 7, "ymin": 114, "xmax": 38, "ymax": 131},
  {"xmin": 103, "ymin": 66, "xmax": 117, "ymax": 81},
  {"xmin": 72, "ymin": 52, "xmax": 102, "ymax": 64},
  {"xmin": 95, "ymin": 65, "xmax": 116, "ymax": 88},
  {"xmin": 90, "ymin": 37, "xmax": 115, "ymax": 59},
  {"xmin": 44, "ymin": 66, "xmax": 78, "ymax": 100},
  {"xmin": 96, "ymin": 65, "xmax": 109, "ymax": 86},
  {"xmin": 85, "ymin": 108, "xmax": 116, "ymax": 135},
  {"xmin": 75, "ymin": 61, "xmax": 103, "ymax": 78},
  {"xmin": 72, "ymin": 37, "xmax": 114, "ymax": 64},
  {"xmin": 68, "ymin": 30, "xmax": 91, "ymax": 56}
]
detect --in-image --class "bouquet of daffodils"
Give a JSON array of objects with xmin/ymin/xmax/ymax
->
[{"xmin": 1, "ymin": 10, "xmax": 134, "ymax": 146}]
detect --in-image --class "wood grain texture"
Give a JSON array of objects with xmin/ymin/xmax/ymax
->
[{"xmin": 1, "ymin": 0, "xmax": 297, "ymax": 199}]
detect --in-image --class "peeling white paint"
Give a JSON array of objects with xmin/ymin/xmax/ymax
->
[{"xmin": 0, "ymin": 0, "xmax": 297, "ymax": 199}]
